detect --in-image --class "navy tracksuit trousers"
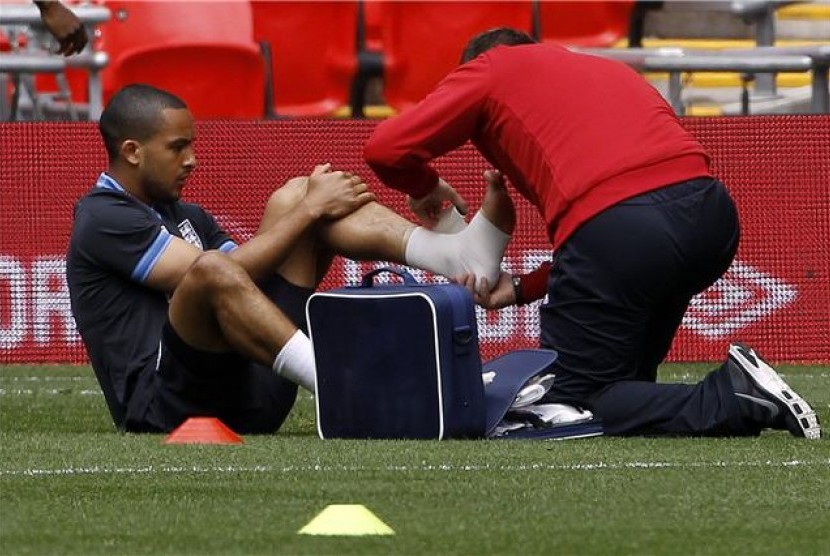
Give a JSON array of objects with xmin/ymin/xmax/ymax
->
[{"xmin": 541, "ymin": 177, "xmax": 756, "ymax": 436}]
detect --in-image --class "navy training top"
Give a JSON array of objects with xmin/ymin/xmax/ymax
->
[{"xmin": 66, "ymin": 173, "xmax": 237, "ymax": 428}]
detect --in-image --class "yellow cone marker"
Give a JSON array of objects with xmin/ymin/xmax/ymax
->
[{"xmin": 298, "ymin": 504, "xmax": 395, "ymax": 536}]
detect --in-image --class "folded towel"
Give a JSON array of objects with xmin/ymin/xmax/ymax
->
[{"xmin": 507, "ymin": 403, "xmax": 594, "ymax": 427}]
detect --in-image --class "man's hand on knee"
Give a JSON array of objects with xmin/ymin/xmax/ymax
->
[{"xmin": 302, "ymin": 164, "xmax": 377, "ymax": 220}]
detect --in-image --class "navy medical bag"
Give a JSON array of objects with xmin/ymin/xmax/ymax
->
[
  {"xmin": 307, "ymin": 267, "xmax": 484, "ymax": 439},
  {"xmin": 307, "ymin": 267, "xmax": 602, "ymax": 440}
]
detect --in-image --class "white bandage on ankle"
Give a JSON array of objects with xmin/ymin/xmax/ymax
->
[
  {"xmin": 405, "ymin": 210, "xmax": 509, "ymax": 286},
  {"xmin": 433, "ymin": 206, "xmax": 468, "ymax": 234},
  {"xmin": 272, "ymin": 330, "xmax": 316, "ymax": 392}
]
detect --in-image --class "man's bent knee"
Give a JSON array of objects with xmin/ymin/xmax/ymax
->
[
  {"xmin": 183, "ymin": 251, "xmax": 249, "ymax": 294},
  {"xmin": 266, "ymin": 177, "xmax": 308, "ymax": 215},
  {"xmin": 168, "ymin": 252, "xmax": 254, "ymax": 352}
]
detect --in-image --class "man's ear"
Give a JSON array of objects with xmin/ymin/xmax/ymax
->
[{"xmin": 121, "ymin": 139, "xmax": 141, "ymax": 166}]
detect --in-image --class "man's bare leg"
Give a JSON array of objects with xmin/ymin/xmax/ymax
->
[
  {"xmin": 257, "ymin": 170, "xmax": 515, "ymax": 289},
  {"xmin": 256, "ymin": 177, "xmax": 336, "ymax": 288},
  {"xmin": 167, "ymin": 250, "xmax": 314, "ymax": 390},
  {"xmin": 321, "ymin": 169, "xmax": 516, "ymax": 286}
]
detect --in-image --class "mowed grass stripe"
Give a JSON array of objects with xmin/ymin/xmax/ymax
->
[
  {"xmin": 3, "ymin": 457, "xmax": 830, "ymax": 478},
  {"xmin": 1, "ymin": 364, "xmax": 828, "ymax": 555}
]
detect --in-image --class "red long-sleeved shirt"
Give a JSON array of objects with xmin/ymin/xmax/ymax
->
[{"xmin": 364, "ymin": 43, "xmax": 712, "ymax": 255}]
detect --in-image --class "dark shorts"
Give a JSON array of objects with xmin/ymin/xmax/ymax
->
[
  {"xmin": 540, "ymin": 177, "xmax": 740, "ymax": 405},
  {"xmin": 125, "ymin": 274, "xmax": 314, "ymax": 434}
]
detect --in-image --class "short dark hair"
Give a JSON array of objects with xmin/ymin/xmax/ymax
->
[
  {"xmin": 98, "ymin": 84, "xmax": 187, "ymax": 162},
  {"xmin": 460, "ymin": 27, "xmax": 537, "ymax": 64}
]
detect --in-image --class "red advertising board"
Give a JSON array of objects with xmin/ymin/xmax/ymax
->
[{"xmin": 1, "ymin": 117, "xmax": 828, "ymax": 364}]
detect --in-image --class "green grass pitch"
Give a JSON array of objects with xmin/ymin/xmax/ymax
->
[{"xmin": 1, "ymin": 364, "xmax": 828, "ymax": 555}]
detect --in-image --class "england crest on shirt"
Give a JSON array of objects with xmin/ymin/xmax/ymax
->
[{"xmin": 178, "ymin": 219, "xmax": 203, "ymax": 250}]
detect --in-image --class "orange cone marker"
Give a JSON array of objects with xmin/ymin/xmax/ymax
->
[{"xmin": 164, "ymin": 417, "xmax": 243, "ymax": 445}]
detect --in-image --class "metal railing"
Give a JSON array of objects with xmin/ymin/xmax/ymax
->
[
  {"xmin": 577, "ymin": 46, "xmax": 827, "ymax": 115},
  {"xmin": 2, "ymin": 3, "xmax": 825, "ymax": 119},
  {"xmin": 720, "ymin": 45, "xmax": 830, "ymax": 113},
  {"xmin": 0, "ymin": 3, "xmax": 111, "ymax": 120},
  {"xmin": 632, "ymin": 1, "xmax": 800, "ymax": 96}
]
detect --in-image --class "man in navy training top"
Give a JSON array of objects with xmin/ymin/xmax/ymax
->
[
  {"xmin": 364, "ymin": 28, "xmax": 820, "ymax": 440},
  {"xmin": 67, "ymin": 83, "xmax": 515, "ymax": 434}
]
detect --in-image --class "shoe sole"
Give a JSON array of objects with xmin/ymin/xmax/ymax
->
[{"xmin": 729, "ymin": 343, "xmax": 821, "ymax": 440}]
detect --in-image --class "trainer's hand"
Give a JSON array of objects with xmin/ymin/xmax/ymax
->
[
  {"xmin": 484, "ymin": 169, "xmax": 505, "ymax": 189},
  {"xmin": 456, "ymin": 271, "xmax": 515, "ymax": 310},
  {"xmin": 37, "ymin": 1, "xmax": 88, "ymax": 56},
  {"xmin": 408, "ymin": 178, "xmax": 468, "ymax": 229},
  {"xmin": 303, "ymin": 164, "xmax": 376, "ymax": 220},
  {"xmin": 480, "ymin": 169, "xmax": 516, "ymax": 235}
]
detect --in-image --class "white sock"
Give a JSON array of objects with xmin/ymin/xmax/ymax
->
[
  {"xmin": 433, "ymin": 206, "xmax": 468, "ymax": 233},
  {"xmin": 405, "ymin": 210, "xmax": 509, "ymax": 287},
  {"xmin": 272, "ymin": 330, "xmax": 316, "ymax": 393}
]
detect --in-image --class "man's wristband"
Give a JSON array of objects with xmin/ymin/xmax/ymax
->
[{"xmin": 511, "ymin": 275, "xmax": 525, "ymax": 306}]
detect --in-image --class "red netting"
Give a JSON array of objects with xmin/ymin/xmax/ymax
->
[{"xmin": 1, "ymin": 116, "xmax": 828, "ymax": 364}]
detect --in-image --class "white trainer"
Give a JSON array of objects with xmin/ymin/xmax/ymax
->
[{"xmin": 728, "ymin": 343, "xmax": 821, "ymax": 440}]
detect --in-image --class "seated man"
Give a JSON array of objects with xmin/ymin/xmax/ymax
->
[{"xmin": 66, "ymin": 83, "xmax": 515, "ymax": 434}]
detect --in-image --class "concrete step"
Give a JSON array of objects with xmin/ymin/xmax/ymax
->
[
  {"xmin": 333, "ymin": 104, "xmax": 397, "ymax": 118},
  {"xmin": 777, "ymin": 2, "xmax": 830, "ymax": 40},
  {"xmin": 679, "ymin": 85, "xmax": 815, "ymax": 115},
  {"xmin": 613, "ymin": 37, "xmax": 830, "ymax": 50},
  {"xmin": 645, "ymin": 72, "xmax": 812, "ymax": 88},
  {"xmin": 778, "ymin": 2, "xmax": 830, "ymax": 21},
  {"xmin": 642, "ymin": 1, "xmax": 829, "ymax": 41}
]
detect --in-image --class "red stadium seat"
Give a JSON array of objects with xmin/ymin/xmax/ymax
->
[
  {"xmin": 34, "ymin": 69, "xmax": 89, "ymax": 105},
  {"xmin": 0, "ymin": 27, "xmax": 11, "ymax": 52},
  {"xmin": 363, "ymin": 0, "xmax": 385, "ymax": 54},
  {"xmin": 534, "ymin": 1, "xmax": 634, "ymax": 47},
  {"xmin": 251, "ymin": 1, "xmax": 358, "ymax": 117},
  {"xmin": 378, "ymin": 1, "xmax": 534, "ymax": 112},
  {"xmin": 97, "ymin": 0, "xmax": 265, "ymax": 118}
]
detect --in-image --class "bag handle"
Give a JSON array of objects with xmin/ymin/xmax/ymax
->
[{"xmin": 360, "ymin": 266, "xmax": 419, "ymax": 287}]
